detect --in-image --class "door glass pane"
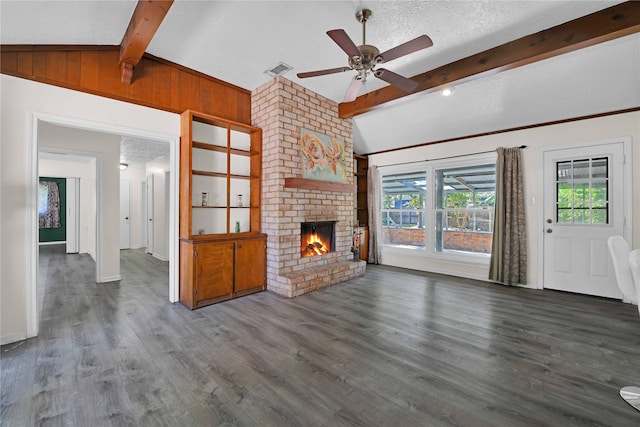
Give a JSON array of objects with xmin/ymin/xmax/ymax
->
[
  {"xmin": 573, "ymin": 159, "xmax": 589, "ymax": 179},
  {"xmin": 555, "ymin": 157, "xmax": 609, "ymax": 224},
  {"xmin": 592, "ymin": 157, "xmax": 608, "ymax": 178},
  {"xmin": 557, "ymin": 161, "xmax": 572, "ymax": 180},
  {"xmin": 592, "ymin": 208, "xmax": 608, "ymax": 224},
  {"xmin": 591, "ymin": 180, "xmax": 608, "ymax": 202}
]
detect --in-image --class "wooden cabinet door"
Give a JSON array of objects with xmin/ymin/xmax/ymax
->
[
  {"xmin": 235, "ymin": 237, "xmax": 266, "ymax": 293},
  {"xmin": 195, "ymin": 241, "xmax": 234, "ymax": 302}
]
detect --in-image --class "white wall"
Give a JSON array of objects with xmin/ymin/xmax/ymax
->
[
  {"xmin": 120, "ymin": 166, "xmax": 147, "ymax": 249},
  {"xmin": 0, "ymin": 74, "xmax": 178, "ymax": 344},
  {"xmin": 146, "ymin": 155, "xmax": 170, "ymax": 261},
  {"xmin": 368, "ymin": 111, "xmax": 640, "ymax": 286},
  {"xmin": 39, "ymin": 156, "xmax": 97, "ymax": 259}
]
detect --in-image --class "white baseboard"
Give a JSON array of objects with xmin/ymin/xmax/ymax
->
[
  {"xmin": 99, "ymin": 275, "xmax": 122, "ymax": 283},
  {"xmin": 1, "ymin": 331, "xmax": 27, "ymax": 346},
  {"xmin": 153, "ymin": 253, "xmax": 168, "ymax": 262}
]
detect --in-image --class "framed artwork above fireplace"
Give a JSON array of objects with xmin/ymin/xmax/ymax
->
[{"xmin": 301, "ymin": 128, "xmax": 348, "ymax": 184}]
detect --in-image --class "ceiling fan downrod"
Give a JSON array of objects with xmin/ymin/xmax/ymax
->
[{"xmin": 356, "ymin": 8, "xmax": 372, "ymax": 45}]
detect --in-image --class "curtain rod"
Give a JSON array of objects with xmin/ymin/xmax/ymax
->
[{"xmin": 376, "ymin": 145, "xmax": 527, "ymax": 168}]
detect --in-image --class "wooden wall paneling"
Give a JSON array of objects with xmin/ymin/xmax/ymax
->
[
  {"xmin": 46, "ymin": 51, "xmax": 67, "ymax": 82},
  {"xmin": 66, "ymin": 51, "xmax": 81, "ymax": 86},
  {"xmin": 1, "ymin": 46, "xmax": 253, "ymax": 125},
  {"xmin": 152, "ymin": 59, "xmax": 172, "ymax": 107},
  {"xmin": 17, "ymin": 51, "xmax": 32, "ymax": 76},
  {"xmin": 169, "ymin": 67, "xmax": 181, "ymax": 112},
  {"xmin": 199, "ymin": 79, "xmax": 212, "ymax": 116},
  {"xmin": 97, "ymin": 50, "xmax": 122, "ymax": 96},
  {"xmin": 189, "ymin": 74, "xmax": 202, "ymax": 113},
  {"xmin": 238, "ymin": 91, "xmax": 251, "ymax": 124},
  {"xmin": 1, "ymin": 51, "xmax": 17, "ymax": 74},
  {"xmin": 32, "ymin": 51, "xmax": 47, "ymax": 80},
  {"xmin": 177, "ymin": 70, "xmax": 193, "ymax": 113},
  {"xmin": 80, "ymin": 51, "xmax": 100, "ymax": 91},
  {"xmin": 127, "ymin": 58, "xmax": 153, "ymax": 102}
]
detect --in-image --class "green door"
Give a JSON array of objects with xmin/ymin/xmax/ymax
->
[{"xmin": 38, "ymin": 177, "xmax": 66, "ymax": 243}]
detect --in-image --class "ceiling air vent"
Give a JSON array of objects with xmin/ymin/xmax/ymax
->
[{"xmin": 264, "ymin": 62, "xmax": 293, "ymax": 77}]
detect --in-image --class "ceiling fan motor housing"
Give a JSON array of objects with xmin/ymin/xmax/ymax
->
[{"xmin": 349, "ymin": 44, "xmax": 381, "ymax": 72}]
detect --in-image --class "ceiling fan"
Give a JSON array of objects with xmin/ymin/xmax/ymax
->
[{"xmin": 297, "ymin": 8, "xmax": 433, "ymax": 102}]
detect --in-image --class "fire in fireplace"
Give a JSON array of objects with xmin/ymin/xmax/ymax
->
[{"xmin": 301, "ymin": 221, "xmax": 335, "ymax": 257}]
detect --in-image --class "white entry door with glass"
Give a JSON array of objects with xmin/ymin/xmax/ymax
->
[{"xmin": 542, "ymin": 141, "xmax": 628, "ymax": 298}]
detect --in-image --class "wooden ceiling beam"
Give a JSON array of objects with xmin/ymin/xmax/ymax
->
[
  {"xmin": 339, "ymin": 1, "xmax": 640, "ymax": 119},
  {"xmin": 119, "ymin": 0, "xmax": 174, "ymax": 84}
]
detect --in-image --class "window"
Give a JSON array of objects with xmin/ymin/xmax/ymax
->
[
  {"xmin": 556, "ymin": 157, "xmax": 608, "ymax": 224},
  {"xmin": 435, "ymin": 164, "xmax": 496, "ymax": 255},
  {"xmin": 378, "ymin": 153, "xmax": 496, "ymax": 260},
  {"xmin": 381, "ymin": 171, "xmax": 426, "ymax": 249}
]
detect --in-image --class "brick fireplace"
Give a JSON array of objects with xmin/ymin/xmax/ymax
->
[{"xmin": 251, "ymin": 77, "xmax": 366, "ymax": 298}]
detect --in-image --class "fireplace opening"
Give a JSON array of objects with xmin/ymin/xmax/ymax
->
[{"xmin": 301, "ymin": 221, "xmax": 336, "ymax": 257}]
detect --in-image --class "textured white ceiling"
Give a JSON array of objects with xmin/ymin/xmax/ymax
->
[
  {"xmin": 120, "ymin": 136, "xmax": 169, "ymax": 168},
  {"xmin": 1, "ymin": 0, "xmax": 637, "ymax": 155}
]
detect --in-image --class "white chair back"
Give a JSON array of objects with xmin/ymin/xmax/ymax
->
[
  {"xmin": 629, "ymin": 249, "xmax": 640, "ymax": 315},
  {"xmin": 607, "ymin": 236, "xmax": 638, "ymax": 303}
]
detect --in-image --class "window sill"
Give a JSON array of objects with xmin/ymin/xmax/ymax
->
[{"xmin": 381, "ymin": 245, "xmax": 491, "ymax": 267}]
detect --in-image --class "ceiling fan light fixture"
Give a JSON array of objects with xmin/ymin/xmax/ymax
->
[{"xmin": 442, "ymin": 87, "xmax": 455, "ymax": 97}]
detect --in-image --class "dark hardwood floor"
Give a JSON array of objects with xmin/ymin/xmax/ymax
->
[{"xmin": 2, "ymin": 245, "xmax": 640, "ymax": 426}]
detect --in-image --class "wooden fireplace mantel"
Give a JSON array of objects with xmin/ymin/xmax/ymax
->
[{"xmin": 284, "ymin": 178, "xmax": 356, "ymax": 193}]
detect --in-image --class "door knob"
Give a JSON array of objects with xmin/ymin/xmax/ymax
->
[
  {"xmin": 125, "ymin": 217, "xmax": 129, "ymax": 220},
  {"xmin": 546, "ymin": 228, "xmax": 553, "ymax": 233},
  {"xmin": 546, "ymin": 218, "xmax": 552, "ymax": 224}
]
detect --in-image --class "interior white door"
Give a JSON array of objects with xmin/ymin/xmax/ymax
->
[
  {"xmin": 120, "ymin": 179, "xmax": 131, "ymax": 249},
  {"xmin": 140, "ymin": 179, "xmax": 147, "ymax": 250},
  {"xmin": 542, "ymin": 142, "xmax": 626, "ymax": 298},
  {"xmin": 66, "ymin": 177, "xmax": 80, "ymax": 253},
  {"xmin": 146, "ymin": 175, "xmax": 154, "ymax": 255}
]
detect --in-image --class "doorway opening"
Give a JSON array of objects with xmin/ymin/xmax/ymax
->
[{"xmin": 28, "ymin": 112, "xmax": 179, "ymax": 339}]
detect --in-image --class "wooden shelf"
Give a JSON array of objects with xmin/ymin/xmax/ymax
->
[
  {"xmin": 284, "ymin": 178, "xmax": 356, "ymax": 193},
  {"xmin": 192, "ymin": 206, "xmax": 252, "ymax": 209},
  {"xmin": 192, "ymin": 170, "xmax": 254, "ymax": 180},
  {"xmin": 192, "ymin": 141, "xmax": 256, "ymax": 157},
  {"xmin": 180, "ymin": 110, "xmax": 265, "ymax": 309}
]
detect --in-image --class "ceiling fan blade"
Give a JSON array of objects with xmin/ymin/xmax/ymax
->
[
  {"xmin": 377, "ymin": 35, "xmax": 433, "ymax": 63},
  {"xmin": 297, "ymin": 67, "xmax": 351, "ymax": 79},
  {"xmin": 374, "ymin": 68, "xmax": 419, "ymax": 93},
  {"xmin": 343, "ymin": 77, "xmax": 364, "ymax": 102},
  {"xmin": 327, "ymin": 29, "xmax": 361, "ymax": 58}
]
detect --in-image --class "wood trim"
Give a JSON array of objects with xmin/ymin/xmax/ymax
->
[
  {"xmin": 1, "ymin": 45, "xmax": 252, "ymax": 124},
  {"xmin": 339, "ymin": 2, "xmax": 640, "ymax": 118},
  {"xmin": 364, "ymin": 107, "xmax": 640, "ymax": 156},
  {"xmin": 284, "ymin": 178, "xmax": 356, "ymax": 193},
  {"xmin": 119, "ymin": 1, "xmax": 174, "ymax": 84}
]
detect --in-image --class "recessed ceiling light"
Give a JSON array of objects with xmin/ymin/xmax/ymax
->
[
  {"xmin": 442, "ymin": 87, "xmax": 455, "ymax": 97},
  {"xmin": 119, "ymin": 163, "xmax": 128, "ymax": 170}
]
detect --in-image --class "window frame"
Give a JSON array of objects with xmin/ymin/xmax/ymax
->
[{"xmin": 377, "ymin": 152, "xmax": 497, "ymax": 266}]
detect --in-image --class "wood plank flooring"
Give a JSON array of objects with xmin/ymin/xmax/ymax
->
[{"xmin": 2, "ymin": 245, "xmax": 640, "ymax": 426}]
